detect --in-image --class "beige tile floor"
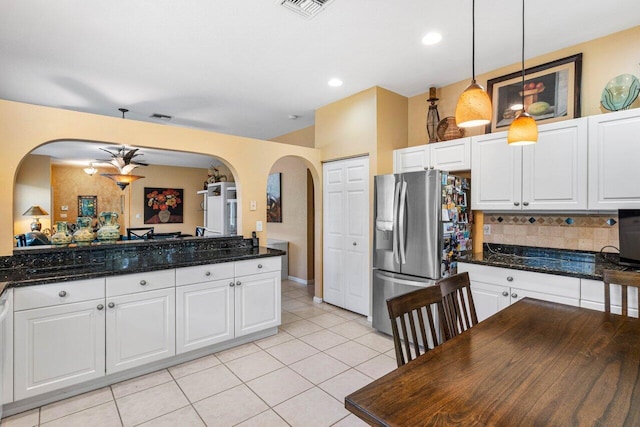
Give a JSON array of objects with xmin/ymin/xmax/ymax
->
[{"xmin": 1, "ymin": 280, "xmax": 397, "ymax": 427}]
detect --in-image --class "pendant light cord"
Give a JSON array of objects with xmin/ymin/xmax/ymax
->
[
  {"xmin": 521, "ymin": 0, "xmax": 525, "ymax": 109},
  {"xmin": 471, "ymin": 0, "xmax": 476, "ymax": 81}
]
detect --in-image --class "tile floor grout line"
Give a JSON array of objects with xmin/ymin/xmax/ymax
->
[{"xmin": 109, "ymin": 385, "xmax": 125, "ymax": 427}]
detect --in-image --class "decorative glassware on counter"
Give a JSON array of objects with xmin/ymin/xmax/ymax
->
[
  {"xmin": 97, "ymin": 211, "xmax": 120, "ymax": 242},
  {"xmin": 72, "ymin": 217, "xmax": 95, "ymax": 244},
  {"xmin": 601, "ymin": 74, "xmax": 640, "ymax": 111},
  {"xmin": 50, "ymin": 221, "xmax": 73, "ymax": 245}
]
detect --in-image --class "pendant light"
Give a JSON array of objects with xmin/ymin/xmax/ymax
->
[
  {"xmin": 507, "ymin": 0, "xmax": 538, "ymax": 145},
  {"xmin": 455, "ymin": 0, "xmax": 492, "ymax": 128}
]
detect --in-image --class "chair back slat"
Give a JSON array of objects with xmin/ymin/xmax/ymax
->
[
  {"xmin": 386, "ymin": 285, "xmax": 448, "ymax": 367},
  {"xmin": 603, "ymin": 270, "xmax": 640, "ymax": 317},
  {"xmin": 439, "ymin": 272, "xmax": 478, "ymax": 340}
]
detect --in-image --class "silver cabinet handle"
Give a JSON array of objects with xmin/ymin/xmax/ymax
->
[
  {"xmin": 59, "ymin": 291, "xmax": 67, "ymax": 297},
  {"xmin": 108, "ymin": 302, "xmax": 115, "ymax": 308},
  {"xmin": 236, "ymin": 281, "xmax": 242, "ymax": 286},
  {"xmin": 139, "ymin": 280, "xmax": 147, "ymax": 286},
  {"xmin": 97, "ymin": 304, "xmax": 104, "ymax": 310},
  {"xmin": 523, "ymin": 201, "xmax": 529, "ymax": 206},
  {"xmin": 353, "ymin": 242, "xmax": 357, "ymax": 246},
  {"xmin": 514, "ymin": 202, "xmax": 520, "ymax": 206},
  {"xmin": 507, "ymin": 276, "xmax": 514, "ymax": 282},
  {"xmin": 430, "ymin": 166, "xmax": 435, "ymax": 169},
  {"xmin": 229, "ymin": 282, "xmax": 235, "ymax": 287},
  {"xmin": 257, "ymin": 264, "xmax": 263, "ymax": 269},
  {"xmin": 205, "ymin": 271, "xmax": 211, "ymax": 276},
  {"xmin": 502, "ymin": 291, "xmax": 509, "ymax": 297},
  {"xmin": 511, "ymin": 293, "xmax": 518, "ymax": 299}
]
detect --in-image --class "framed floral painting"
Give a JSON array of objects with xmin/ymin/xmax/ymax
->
[{"xmin": 144, "ymin": 187, "xmax": 184, "ymax": 224}]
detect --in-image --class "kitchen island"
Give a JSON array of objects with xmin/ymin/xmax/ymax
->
[{"xmin": 1, "ymin": 236, "xmax": 284, "ymax": 416}]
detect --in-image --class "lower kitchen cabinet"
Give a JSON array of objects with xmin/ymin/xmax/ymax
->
[
  {"xmin": 459, "ymin": 263, "xmax": 580, "ymax": 322},
  {"xmin": 14, "ymin": 298, "xmax": 106, "ymax": 400},
  {"xmin": 106, "ymin": 287, "xmax": 175, "ymax": 374},
  {"xmin": 235, "ymin": 271, "xmax": 281, "ymax": 337},
  {"xmin": 580, "ymin": 278, "xmax": 639, "ymax": 316}
]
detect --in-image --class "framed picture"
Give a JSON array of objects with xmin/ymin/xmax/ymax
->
[
  {"xmin": 486, "ymin": 53, "xmax": 582, "ymax": 133},
  {"xmin": 267, "ymin": 173, "xmax": 282, "ymax": 223},
  {"xmin": 144, "ymin": 188, "xmax": 184, "ymax": 224},
  {"xmin": 77, "ymin": 195, "xmax": 97, "ymax": 218}
]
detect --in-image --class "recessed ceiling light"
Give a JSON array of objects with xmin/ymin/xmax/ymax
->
[
  {"xmin": 328, "ymin": 78, "xmax": 343, "ymax": 87},
  {"xmin": 288, "ymin": 115, "xmax": 300, "ymax": 120},
  {"xmin": 422, "ymin": 32, "xmax": 443, "ymax": 45}
]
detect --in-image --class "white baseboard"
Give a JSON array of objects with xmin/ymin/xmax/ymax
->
[
  {"xmin": 313, "ymin": 296, "xmax": 323, "ymax": 304},
  {"xmin": 287, "ymin": 276, "xmax": 308, "ymax": 285}
]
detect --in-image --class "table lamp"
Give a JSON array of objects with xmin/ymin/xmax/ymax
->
[{"xmin": 23, "ymin": 205, "xmax": 49, "ymax": 231}]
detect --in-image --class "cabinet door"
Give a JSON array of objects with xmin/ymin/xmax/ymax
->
[
  {"xmin": 509, "ymin": 288, "xmax": 580, "ymax": 307},
  {"xmin": 106, "ymin": 288, "xmax": 175, "ymax": 374},
  {"xmin": 580, "ymin": 278, "xmax": 638, "ymax": 316},
  {"xmin": 235, "ymin": 271, "xmax": 281, "ymax": 337},
  {"xmin": 1, "ymin": 289, "xmax": 13, "ymax": 404},
  {"xmin": 469, "ymin": 281, "xmax": 510, "ymax": 322},
  {"xmin": 430, "ymin": 137, "xmax": 471, "ymax": 171},
  {"xmin": 588, "ymin": 109, "xmax": 640, "ymax": 209},
  {"xmin": 471, "ymin": 131, "xmax": 522, "ymax": 210},
  {"xmin": 176, "ymin": 279, "xmax": 234, "ymax": 354},
  {"xmin": 393, "ymin": 146, "xmax": 430, "ymax": 173},
  {"xmin": 14, "ymin": 299, "xmax": 105, "ymax": 400},
  {"xmin": 522, "ymin": 118, "xmax": 587, "ymax": 210}
]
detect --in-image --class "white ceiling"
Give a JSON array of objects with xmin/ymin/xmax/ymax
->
[{"xmin": 1, "ymin": 0, "xmax": 639, "ymax": 142}]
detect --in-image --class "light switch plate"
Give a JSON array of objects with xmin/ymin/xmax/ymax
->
[
  {"xmin": 250, "ymin": 200, "xmax": 257, "ymax": 211},
  {"xmin": 61, "ymin": 205, "xmax": 68, "ymax": 211},
  {"xmin": 483, "ymin": 224, "xmax": 491, "ymax": 235},
  {"xmin": 256, "ymin": 220, "xmax": 263, "ymax": 231},
  {"xmin": 60, "ymin": 213, "xmax": 67, "ymax": 218}
]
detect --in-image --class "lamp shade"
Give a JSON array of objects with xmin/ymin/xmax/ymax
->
[
  {"xmin": 101, "ymin": 173, "xmax": 144, "ymax": 190},
  {"xmin": 23, "ymin": 205, "xmax": 48, "ymax": 216},
  {"xmin": 454, "ymin": 81, "xmax": 492, "ymax": 128},
  {"xmin": 507, "ymin": 112, "xmax": 538, "ymax": 145}
]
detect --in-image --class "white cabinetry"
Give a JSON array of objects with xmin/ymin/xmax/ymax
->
[
  {"xmin": 580, "ymin": 278, "xmax": 638, "ymax": 316},
  {"xmin": 471, "ymin": 118, "xmax": 587, "ymax": 211},
  {"xmin": 393, "ymin": 137, "xmax": 471, "ymax": 173},
  {"xmin": 1, "ymin": 289, "xmax": 14, "ymax": 406},
  {"xmin": 588, "ymin": 109, "xmax": 640, "ymax": 209},
  {"xmin": 176, "ymin": 258, "xmax": 281, "ymax": 353},
  {"xmin": 459, "ymin": 263, "xmax": 580, "ymax": 322},
  {"xmin": 106, "ymin": 270, "xmax": 175, "ymax": 374},
  {"xmin": 323, "ymin": 156, "xmax": 370, "ymax": 315},
  {"xmin": 13, "ymin": 279, "xmax": 105, "ymax": 400}
]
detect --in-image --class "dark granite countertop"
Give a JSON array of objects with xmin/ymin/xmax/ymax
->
[
  {"xmin": 0, "ymin": 236, "xmax": 284, "ymax": 293},
  {"xmin": 458, "ymin": 244, "xmax": 630, "ymax": 280}
]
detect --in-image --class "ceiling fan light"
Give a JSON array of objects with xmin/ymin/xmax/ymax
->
[
  {"xmin": 455, "ymin": 81, "xmax": 492, "ymax": 127},
  {"xmin": 507, "ymin": 112, "xmax": 538, "ymax": 145},
  {"xmin": 83, "ymin": 163, "xmax": 97, "ymax": 176},
  {"xmin": 101, "ymin": 173, "xmax": 145, "ymax": 190}
]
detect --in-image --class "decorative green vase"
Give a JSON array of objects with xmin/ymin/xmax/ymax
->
[
  {"xmin": 73, "ymin": 217, "xmax": 95, "ymax": 244},
  {"xmin": 50, "ymin": 221, "xmax": 72, "ymax": 245},
  {"xmin": 97, "ymin": 211, "xmax": 120, "ymax": 242}
]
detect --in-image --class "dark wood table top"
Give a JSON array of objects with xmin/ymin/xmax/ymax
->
[{"xmin": 345, "ymin": 299, "xmax": 640, "ymax": 426}]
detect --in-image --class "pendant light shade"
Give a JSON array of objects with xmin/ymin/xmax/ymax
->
[
  {"xmin": 100, "ymin": 173, "xmax": 144, "ymax": 191},
  {"xmin": 508, "ymin": 0, "xmax": 538, "ymax": 145},
  {"xmin": 507, "ymin": 112, "xmax": 538, "ymax": 145},
  {"xmin": 455, "ymin": 0, "xmax": 492, "ymax": 128}
]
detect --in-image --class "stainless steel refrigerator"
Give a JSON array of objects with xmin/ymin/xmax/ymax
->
[{"xmin": 372, "ymin": 169, "xmax": 472, "ymax": 335}]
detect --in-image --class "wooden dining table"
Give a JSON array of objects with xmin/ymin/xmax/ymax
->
[{"xmin": 345, "ymin": 298, "xmax": 640, "ymax": 426}]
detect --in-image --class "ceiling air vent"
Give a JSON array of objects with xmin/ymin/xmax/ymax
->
[{"xmin": 279, "ymin": 0, "xmax": 335, "ymax": 19}]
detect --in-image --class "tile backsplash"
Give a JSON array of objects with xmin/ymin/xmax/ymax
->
[{"xmin": 483, "ymin": 214, "xmax": 619, "ymax": 253}]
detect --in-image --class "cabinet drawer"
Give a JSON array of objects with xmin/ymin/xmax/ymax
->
[
  {"xmin": 106, "ymin": 269, "xmax": 175, "ymax": 297},
  {"xmin": 176, "ymin": 262, "xmax": 235, "ymax": 286},
  {"xmin": 235, "ymin": 257, "xmax": 281, "ymax": 277},
  {"xmin": 14, "ymin": 278, "xmax": 105, "ymax": 311},
  {"xmin": 459, "ymin": 262, "xmax": 580, "ymax": 299}
]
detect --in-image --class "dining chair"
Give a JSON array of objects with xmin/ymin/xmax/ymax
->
[
  {"xmin": 14, "ymin": 234, "xmax": 27, "ymax": 247},
  {"xmin": 195, "ymin": 226, "xmax": 206, "ymax": 236},
  {"xmin": 603, "ymin": 269, "xmax": 640, "ymax": 317},
  {"xmin": 127, "ymin": 227, "xmax": 155, "ymax": 240},
  {"xmin": 439, "ymin": 272, "xmax": 478, "ymax": 340},
  {"xmin": 386, "ymin": 285, "xmax": 448, "ymax": 367}
]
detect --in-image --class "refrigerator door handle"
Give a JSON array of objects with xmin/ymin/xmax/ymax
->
[
  {"xmin": 392, "ymin": 181, "xmax": 401, "ymax": 265},
  {"xmin": 398, "ymin": 180, "xmax": 407, "ymax": 265}
]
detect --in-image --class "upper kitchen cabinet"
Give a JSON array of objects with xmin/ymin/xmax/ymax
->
[
  {"xmin": 471, "ymin": 118, "xmax": 587, "ymax": 211},
  {"xmin": 588, "ymin": 109, "xmax": 640, "ymax": 210},
  {"xmin": 393, "ymin": 137, "xmax": 471, "ymax": 173}
]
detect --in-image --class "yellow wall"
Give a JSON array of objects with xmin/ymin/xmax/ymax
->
[
  {"xmin": 408, "ymin": 26, "xmax": 640, "ymax": 146},
  {"xmin": 270, "ymin": 125, "xmax": 315, "ymax": 148},
  {"xmin": 1, "ymin": 100, "xmax": 323, "ymax": 296},
  {"xmin": 13, "ymin": 155, "xmax": 51, "ymax": 235},
  {"xmin": 376, "ymin": 87, "xmax": 408, "ymax": 174},
  {"xmin": 267, "ymin": 157, "xmax": 310, "ymax": 281}
]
